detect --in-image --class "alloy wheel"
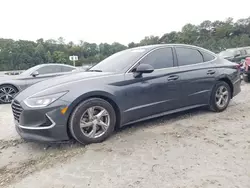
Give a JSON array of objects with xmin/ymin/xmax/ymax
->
[
  {"xmin": 215, "ymin": 85, "xmax": 229, "ymax": 108},
  {"xmin": 0, "ymin": 86, "xmax": 17, "ymax": 103},
  {"xmin": 79, "ymin": 106, "xmax": 110, "ymax": 139}
]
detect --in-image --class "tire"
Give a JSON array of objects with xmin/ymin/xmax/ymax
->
[
  {"xmin": 69, "ymin": 98, "xmax": 116, "ymax": 144},
  {"xmin": 243, "ymin": 74, "xmax": 250, "ymax": 83},
  {"xmin": 0, "ymin": 84, "xmax": 18, "ymax": 104},
  {"xmin": 209, "ymin": 81, "xmax": 231, "ymax": 112}
]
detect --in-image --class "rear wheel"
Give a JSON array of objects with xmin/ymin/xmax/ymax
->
[
  {"xmin": 0, "ymin": 85, "xmax": 18, "ymax": 104},
  {"xmin": 69, "ymin": 98, "xmax": 116, "ymax": 144},
  {"xmin": 209, "ymin": 81, "xmax": 231, "ymax": 112}
]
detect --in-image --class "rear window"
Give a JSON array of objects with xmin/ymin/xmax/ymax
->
[
  {"xmin": 176, "ymin": 47, "xmax": 203, "ymax": 66},
  {"xmin": 201, "ymin": 51, "xmax": 215, "ymax": 62}
]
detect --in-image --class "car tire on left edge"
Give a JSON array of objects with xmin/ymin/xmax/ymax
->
[
  {"xmin": 69, "ymin": 98, "xmax": 116, "ymax": 144},
  {"xmin": 0, "ymin": 84, "xmax": 18, "ymax": 104}
]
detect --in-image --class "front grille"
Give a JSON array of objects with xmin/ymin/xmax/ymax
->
[{"xmin": 11, "ymin": 100, "xmax": 23, "ymax": 122}]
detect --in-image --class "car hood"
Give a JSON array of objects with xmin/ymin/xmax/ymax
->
[{"xmin": 15, "ymin": 71, "xmax": 112, "ymax": 99}]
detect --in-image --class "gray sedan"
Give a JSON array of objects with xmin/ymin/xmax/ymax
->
[
  {"xmin": 12, "ymin": 44, "xmax": 241, "ymax": 144},
  {"xmin": 0, "ymin": 63, "xmax": 76, "ymax": 104}
]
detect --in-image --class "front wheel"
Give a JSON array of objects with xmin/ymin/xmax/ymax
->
[
  {"xmin": 69, "ymin": 98, "xmax": 116, "ymax": 144},
  {"xmin": 209, "ymin": 81, "xmax": 231, "ymax": 112}
]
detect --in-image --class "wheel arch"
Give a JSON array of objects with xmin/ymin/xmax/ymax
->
[
  {"xmin": 0, "ymin": 83, "xmax": 19, "ymax": 92},
  {"xmin": 66, "ymin": 91, "xmax": 122, "ymax": 137},
  {"xmin": 217, "ymin": 76, "xmax": 234, "ymax": 98}
]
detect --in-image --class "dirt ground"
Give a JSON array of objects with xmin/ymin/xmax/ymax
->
[{"xmin": 0, "ymin": 83, "xmax": 250, "ymax": 188}]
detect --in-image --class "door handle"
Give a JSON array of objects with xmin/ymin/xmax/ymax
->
[
  {"xmin": 207, "ymin": 70, "xmax": 216, "ymax": 75},
  {"xmin": 167, "ymin": 75, "xmax": 179, "ymax": 81}
]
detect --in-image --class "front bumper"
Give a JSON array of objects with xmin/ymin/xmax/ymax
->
[{"xmin": 12, "ymin": 99, "xmax": 71, "ymax": 143}]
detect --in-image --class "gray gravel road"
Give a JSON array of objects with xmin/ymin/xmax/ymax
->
[{"xmin": 0, "ymin": 84, "xmax": 250, "ymax": 188}]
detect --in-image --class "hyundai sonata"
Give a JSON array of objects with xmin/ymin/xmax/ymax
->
[{"xmin": 12, "ymin": 44, "xmax": 241, "ymax": 144}]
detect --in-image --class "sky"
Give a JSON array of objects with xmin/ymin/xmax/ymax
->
[{"xmin": 0, "ymin": 0, "xmax": 250, "ymax": 45}]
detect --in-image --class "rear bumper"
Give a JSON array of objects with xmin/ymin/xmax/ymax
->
[{"xmin": 232, "ymin": 78, "xmax": 241, "ymax": 97}]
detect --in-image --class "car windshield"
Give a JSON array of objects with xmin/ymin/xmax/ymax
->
[
  {"xmin": 88, "ymin": 48, "xmax": 147, "ymax": 72},
  {"xmin": 20, "ymin": 65, "xmax": 42, "ymax": 76},
  {"xmin": 218, "ymin": 50, "xmax": 234, "ymax": 58}
]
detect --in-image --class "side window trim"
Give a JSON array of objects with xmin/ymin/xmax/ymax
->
[
  {"xmin": 128, "ymin": 46, "xmax": 175, "ymax": 73},
  {"xmin": 197, "ymin": 50, "xmax": 205, "ymax": 62}
]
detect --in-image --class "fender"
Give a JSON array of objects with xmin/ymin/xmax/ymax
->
[{"xmin": 65, "ymin": 90, "xmax": 121, "ymax": 119}]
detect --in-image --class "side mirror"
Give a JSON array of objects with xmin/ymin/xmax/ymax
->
[
  {"xmin": 31, "ymin": 71, "xmax": 39, "ymax": 77},
  {"xmin": 133, "ymin": 64, "xmax": 154, "ymax": 78}
]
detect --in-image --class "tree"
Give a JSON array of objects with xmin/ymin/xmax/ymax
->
[
  {"xmin": 1, "ymin": 16, "xmax": 250, "ymax": 71},
  {"xmin": 128, "ymin": 42, "xmax": 138, "ymax": 48},
  {"xmin": 46, "ymin": 51, "xmax": 53, "ymax": 63},
  {"xmin": 52, "ymin": 51, "xmax": 67, "ymax": 64},
  {"xmin": 140, "ymin": 35, "xmax": 159, "ymax": 46},
  {"xmin": 159, "ymin": 31, "xmax": 180, "ymax": 43},
  {"xmin": 180, "ymin": 24, "xmax": 199, "ymax": 44},
  {"xmin": 35, "ymin": 43, "xmax": 46, "ymax": 64}
]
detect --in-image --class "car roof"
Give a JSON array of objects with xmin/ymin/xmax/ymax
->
[
  {"xmin": 38, "ymin": 63, "xmax": 76, "ymax": 68},
  {"xmin": 130, "ymin": 44, "xmax": 216, "ymax": 55},
  {"xmin": 130, "ymin": 44, "xmax": 201, "ymax": 50}
]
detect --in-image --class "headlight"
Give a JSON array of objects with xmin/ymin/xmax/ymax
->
[{"xmin": 24, "ymin": 91, "xmax": 68, "ymax": 108}]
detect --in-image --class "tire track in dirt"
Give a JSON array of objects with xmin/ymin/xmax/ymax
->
[{"xmin": 0, "ymin": 143, "xmax": 86, "ymax": 187}]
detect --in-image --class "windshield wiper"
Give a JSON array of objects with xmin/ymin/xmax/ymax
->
[{"xmin": 87, "ymin": 69, "xmax": 102, "ymax": 72}]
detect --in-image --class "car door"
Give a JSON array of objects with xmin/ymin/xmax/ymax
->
[
  {"xmin": 25, "ymin": 65, "xmax": 62, "ymax": 88},
  {"xmin": 174, "ymin": 46, "xmax": 217, "ymax": 107},
  {"xmin": 123, "ymin": 47, "xmax": 182, "ymax": 124}
]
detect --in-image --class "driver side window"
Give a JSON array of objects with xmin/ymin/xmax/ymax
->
[{"xmin": 139, "ymin": 47, "xmax": 174, "ymax": 69}]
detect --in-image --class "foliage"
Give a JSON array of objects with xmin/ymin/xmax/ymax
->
[{"xmin": 0, "ymin": 17, "xmax": 250, "ymax": 71}]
